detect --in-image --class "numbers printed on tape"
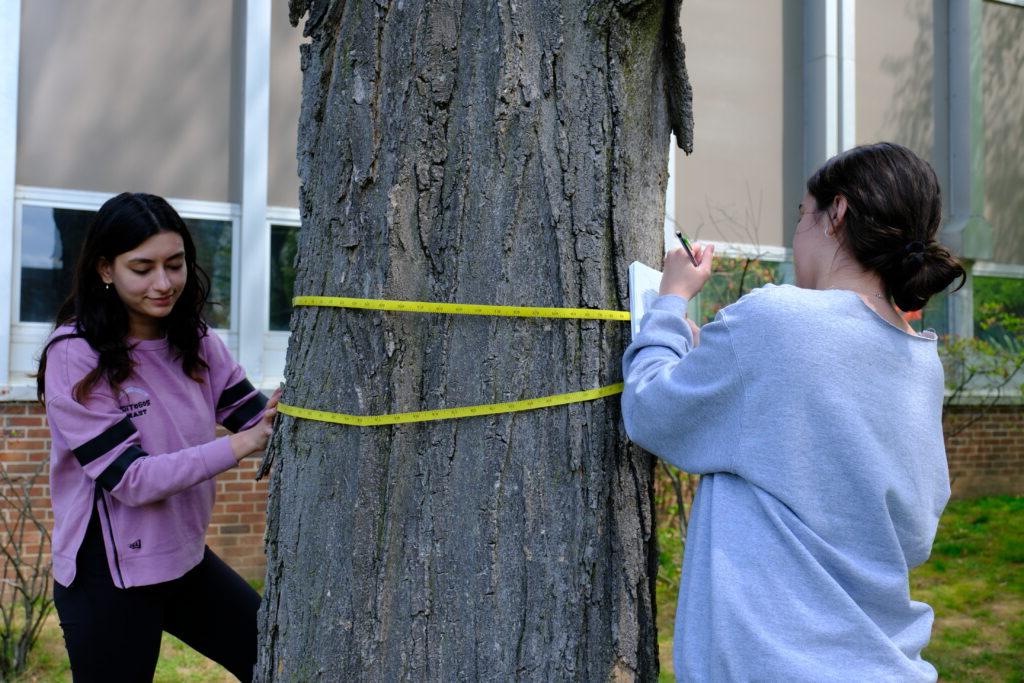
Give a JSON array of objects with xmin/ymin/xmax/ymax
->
[{"xmin": 282, "ymin": 295, "xmax": 629, "ymax": 427}]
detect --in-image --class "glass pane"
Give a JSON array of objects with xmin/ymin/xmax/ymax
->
[
  {"xmin": 974, "ymin": 275, "xmax": 1024, "ymax": 347},
  {"xmin": 898, "ymin": 286, "xmax": 951, "ymax": 337},
  {"xmin": 19, "ymin": 205, "xmax": 233, "ymax": 329},
  {"xmin": 269, "ymin": 224, "xmax": 299, "ymax": 331},
  {"xmin": 184, "ymin": 218, "xmax": 233, "ymax": 329},
  {"xmin": 697, "ymin": 257, "xmax": 783, "ymax": 324},
  {"xmin": 20, "ymin": 206, "xmax": 95, "ymax": 323}
]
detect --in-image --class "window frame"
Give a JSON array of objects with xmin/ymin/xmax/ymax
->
[{"xmin": 262, "ymin": 206, "xmax": 300, "ymax": 387}]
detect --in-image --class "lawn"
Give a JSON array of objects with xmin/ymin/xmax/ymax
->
[
  {"xmin": 656, "ymin": 496, "xmax": 1024, "ymax": 682},
  {"xmin": 11, "ymin": 498, "xmax": 1024, "ymax": 681}
]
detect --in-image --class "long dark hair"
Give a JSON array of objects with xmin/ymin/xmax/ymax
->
[
  {"xmin": 806, "ymin": 142, "xmax": 966, "ymax": 311},
  {"xmin": 36, "ymin": 192, "xmax": 211, "ymax": 403}
]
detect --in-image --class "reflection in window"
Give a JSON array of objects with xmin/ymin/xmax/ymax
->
[
  {"xmin": 19, "ymin": 205, "xmax": 233, "ymax": 328},
  {"xmin": 269, "ymin": 225, "xmax": 299, "ymax": 331},
  {"xmin": 697, "ymin": 257, "xmax": 784, "ymax": 324},
  {"xmin": 905, "ymin": 290, "xmax": 950, "ymax": 337},
  {"xmin": 185, "ymin": 218, "xmax": 233, "ymax": 329},
  {"xmin": 974, "ymin": 275, "xmax": 1024, "ymax": 347},
  {"xmin": 20, "ymin": 206, "xmax": 94, "ymax": 323}
]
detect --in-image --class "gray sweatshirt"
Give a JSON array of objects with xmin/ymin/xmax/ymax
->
[{"xmin": 622, "ymin": 284, "xmax": 949, "ymax": 682}]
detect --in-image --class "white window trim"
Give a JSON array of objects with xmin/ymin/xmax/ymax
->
[
  {"xmin": 0, "ymin": 1, "xmax": 20, "ymax": 400},
  {"xmin": 5, "ymin": 185, "xmax": 242, "ymax": 400},
  {"xmin": 972, "ymin": 261, "xmax": 1024, "ymax": 279},
  {"xmin": 261, "ymin": 207, "xmax": 301, "ymax": 389}
]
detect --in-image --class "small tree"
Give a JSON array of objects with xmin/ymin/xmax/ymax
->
[
  {"xmin": 940, "ymin": 303, "xmax": 1024, "ymax": 438},
  {"xmin": 0, "ymin": 460, "xmax": 54, "ymax": 679}
]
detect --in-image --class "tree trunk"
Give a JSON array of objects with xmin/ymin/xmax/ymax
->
[{"xmin": 257, "ymin": 0, "xmax": 691, "ymax": 679}]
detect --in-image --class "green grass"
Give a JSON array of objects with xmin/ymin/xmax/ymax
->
[
  {"xmin": 910, "ymin": 496, "xmax": 1024, "ymax": 682},
  {"xmin": 655, "ymin": 496, "xmax": 1024, "ymax": 682}
]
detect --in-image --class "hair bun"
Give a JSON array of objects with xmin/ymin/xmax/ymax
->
[
  {"xmin": 901, "ymin": 241, "xmax": 927, "ymax": 272},
  {"xmin": 889, "ymin": 242, "xmax": 966, "ymax": 312}
]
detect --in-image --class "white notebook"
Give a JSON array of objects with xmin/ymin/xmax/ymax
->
[{"xmin": 627, "ymin": 261, "xmax": 663, "ymax": 339}]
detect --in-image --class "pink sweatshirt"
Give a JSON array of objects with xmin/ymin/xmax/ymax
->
[{"xmin": 44, "ymin": 325, "xmax": 267, "ymax": 588}]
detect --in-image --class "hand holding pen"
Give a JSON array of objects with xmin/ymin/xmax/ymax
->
[
  {"xmin": 675, "ymin": 231, "xmax": 699, "ymax": 267},
  {"xmin": 659, "ymin": 233, "xmax": 715, "ymax": 300}
]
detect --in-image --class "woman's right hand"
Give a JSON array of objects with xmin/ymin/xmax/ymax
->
[
  {"xmin": 659, "ymin": 242, "xmax": 715, "ymax": 300},
  {"xmin": 230, "ymin": 387, "xmax": 282, "ymax": 461}
]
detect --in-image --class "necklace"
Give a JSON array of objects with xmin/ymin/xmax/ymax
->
[{"xmin": 828, "ymin": 287, "xmax": 887, "ymax": 301}]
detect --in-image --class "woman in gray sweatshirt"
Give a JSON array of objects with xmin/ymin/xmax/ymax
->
[{"xmin": 623, "ymin": 142, "xmax": 966, "ymax": 681}]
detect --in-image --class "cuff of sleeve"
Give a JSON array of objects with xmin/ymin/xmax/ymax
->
[
  {"xmin": 203, "ymin": 436, "xmax": 238, "ymax": 478},
  {"xmin": 650, "ymin": 294, "xmax": 689, "ymax": 315}
]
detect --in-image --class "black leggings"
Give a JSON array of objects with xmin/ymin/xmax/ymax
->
[{"xmin": 53, "ymin": 511, "xmax": 260, "ymax": 683}]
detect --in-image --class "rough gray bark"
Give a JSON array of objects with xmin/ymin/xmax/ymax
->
[{"xmin": 257, "ymin": 0, "xmax": 691, "ymax": 679}]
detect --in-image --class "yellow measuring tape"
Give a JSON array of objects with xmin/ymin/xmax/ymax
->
[
  {"xmin": 292, "ymin": 295, "xmax": 630, "ymax": 321},
  {"xmin": 279, "ymin": 296, "xmax": 629, "ymax": 426},
  {"xmin": 278, "ymin": 383, "xmax": 624, "ymax": 427}
]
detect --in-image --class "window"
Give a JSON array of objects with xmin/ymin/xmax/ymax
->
[
  {"xmin": 974, "ymin": 274, "xmax": 1024, "ymax": 347},
  {"xmin": 186, "ymin": 218, "xmax": 233, "ymax": 329},
  {"xmin": 689, "ymin": 245, "xmax": 791, "ymax": 325},
  {"xmin": 907, "ymin": 291, "xmax": 950, "ymax": 337},
  {"xmin": 17, "ymin": 195, "xmax": 234, "ymax": 328},
  {"xmin": 269, "ymin": 224, "xmax": 299, "ymax": 331},
  {"xmin": 19, "ymin": 205, "xmax": 93, "ymax": 323}
]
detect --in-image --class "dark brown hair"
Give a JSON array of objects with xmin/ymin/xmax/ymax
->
[
  {"xmin": 807, "ymin": 142, "xmax": 965, "ymax": 311},
  {"xmin": 36, "ymin": 193, "xmax": 211, "ymax": 403}
]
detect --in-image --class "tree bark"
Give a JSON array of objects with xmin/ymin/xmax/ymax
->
[{"xmin": 257, "ymin": 0, "xmax": 691, "ymax": 679}]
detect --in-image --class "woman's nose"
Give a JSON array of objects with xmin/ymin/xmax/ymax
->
[{"xmin": 153, "ymin": 268, "xmax": 173, "ymax": 291}]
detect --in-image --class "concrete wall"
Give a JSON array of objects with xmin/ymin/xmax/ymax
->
[
  {"xmin": 674, "ymin": 0, "xmax": 804, "ymax": 249},
  {"xmin": 982, "ymin": 1, "xmax": 1024, "ymax": 265},
  {"xmin": 17, "ymin": 0, "xmax": 240, "ymax": 203},
  {"xmin": 269, "ymin": 0, "xmax": 303, "ymax": 208},
  {"xmin": 855, "ymin": 0, "xmax": 934, "ymax": 162}
]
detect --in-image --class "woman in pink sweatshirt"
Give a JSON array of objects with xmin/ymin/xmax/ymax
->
[{"xmin": 36, "ymin": 192, "xmax": 280, "ymax": 682}]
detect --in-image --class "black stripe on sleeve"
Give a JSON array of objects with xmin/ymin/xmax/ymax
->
[
  {"xmin": 218, "ymin": 378, "xmax": 256, "ymax": 411},
  {"xmin": 222, "ymin": 393, "xmax": 268, "ymax": 433},
  {"xmin": 73, "ymin": 417, "xmax": 138, "ymax": 467},
  {"xmin": 96, "ymin": 445, "xmax": 147, "ymax": 491}
]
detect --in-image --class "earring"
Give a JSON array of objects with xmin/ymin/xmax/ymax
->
[{"xmin": 104, "ymin": 283, "xmax": 111, "ymax": 291}]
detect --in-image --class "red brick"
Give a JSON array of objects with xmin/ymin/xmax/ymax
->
[
  {"xmin": 7, "ymin": 416, "xmax": 43, "ymax": 427},
  {"xmin": 5, "ymin": 440, "xmax": 46, "ymax": 451}
]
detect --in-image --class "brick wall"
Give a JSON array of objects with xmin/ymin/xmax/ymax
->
[
  {"xmin": 0, "ymin": 401, "xmax": 269, "ymax": 582},
  {"xmin": 944, "ymin": 404, "xmax": 1024, "ymax": 498},
  {"xmin": 2, "ymin": 401, "xmax": 1022, "ymax": 585}
]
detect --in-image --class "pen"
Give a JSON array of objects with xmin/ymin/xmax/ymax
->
[{"xmin": 675, "ymin": 231, "xmax": 699, "ymax": 267}]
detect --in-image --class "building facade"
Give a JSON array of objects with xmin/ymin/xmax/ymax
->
[{"xmin": 0, "ymin": 0, "xmax": 1021, "ymax": 577}]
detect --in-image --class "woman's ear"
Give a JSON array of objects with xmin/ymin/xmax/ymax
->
[
  {"xmin": 831, "ymin": 195, "xmax": 849, "ymax": 229},
  {"xmin": 96, "ymin": 258, "xmax": 113, "ymax": 285}
]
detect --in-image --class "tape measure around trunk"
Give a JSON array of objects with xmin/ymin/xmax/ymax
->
[
  {"xmin": 278, "ymin": 383, "xmax": 624, "ymax": 427},
  {"xmin": 292, "ymin": 295, "xmax": 631, "ymax": 322},
  {"xmin": 281, "ymin": 295, "xmax": 627, "ymax": 426}
]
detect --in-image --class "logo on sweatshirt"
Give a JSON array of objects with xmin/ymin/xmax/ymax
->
[
  {"xmin": 119, "ymin": 386, "xmax": 151, "ymax": 419},
  {"xmin": 129, "ymin": 539, "xmax": 142, "ymax": 550}
]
